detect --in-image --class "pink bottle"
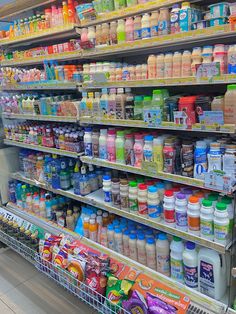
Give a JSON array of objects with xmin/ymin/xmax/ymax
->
[
  {"xmin": 133, "ymin": 134, "xmax": 144, "ymax": 168},
  {"xmin": 81, "ymin": 28, "xmax": 88, "ymax": 45},
  {"xmin": 107, "ymin": 129, "xmax": 116, "ymax": 162},
  {"xmin": 125, "ymin": 17, "xmax": 134, "ymax": 42}
]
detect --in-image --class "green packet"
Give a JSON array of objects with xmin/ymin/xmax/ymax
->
[{"xmin": 105, "ymin": 273, "xmax": 134, "ymax": 311}]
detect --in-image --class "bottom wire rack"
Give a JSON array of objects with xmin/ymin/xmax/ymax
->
[{"xmin": 0, "ymin": 229, "xmax": 224, "ymax": 314}]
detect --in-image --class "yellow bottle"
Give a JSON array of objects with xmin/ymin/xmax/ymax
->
[
  {"xmin": 153, "ymin": 137, "xmax": 164, "ymax": 172},
  {"xmin": 62, "ymin": 1, "xmax": 69, "ymax": 25}
]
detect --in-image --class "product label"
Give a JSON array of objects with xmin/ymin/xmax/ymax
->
[
  {"xmin": 138, "ymin": 201, "xmax": 148, "ymax": 216},
  {"xmin": 134, "ymin": 29, "xmax": 142, "ymax": 40},
  {"xmin": 188, "ymin": 216, "xmax": 200, "ymax": 231},
  {"xmin": 176, "ymin": 212, "xmax": 188, "ymax": 228},
  {"xmin": 99, "ymin": 145, "xmax": 107, "ymax": 160},
  {"xmin": 104, "ymin": 190, "xmax": 112, "ymax": 202},
  {"xmin": 125, "ymin": 147, "xmax": 135, "ymax": 166},
  {"xmin": 151, "ymin": 25, "xmax": 158, "ymax": 37},
  {"xmin": 108, "ymin": 100, "xmax": 116, "ymax": 119},
  {"xmin": 200, "ymin": 220, "xmax": 214, "ymax": 236},
  {"xmin": 199, "ymin": 261, "xmax": 215, "ymax": 297},
  {"xmin": 129, "ymin": 198, "xmax": 138, "ymax": 211},
  {"xmin": 143, "ymin": 149, "xmax": 153, "ymax": 162},
  {"xmin": 164, "ymin": 208, "xmax": 175, "ymax": 223},
  {"xmin": 141, "ymin": 27, "xmax": 151, "ymax": 39},
  {"xmin": 171, "ymin": 257, "xmax": 184, "ymax": 282},
  {"xmin": 157, "ymin": 254, "xmax": 170, "ymax": 274},
  {"xmin": 184, "ymin": 265, "xmax": 198, "ymax": 288},
  {"xmin": 214, "ymin": 223, "xmax": 228, "ymax": 241},
  {"xmin": 120, "ymin": 195, "xmax": 129, "ymax": 211},
  {"xmin": 112, "ymin": 192, "xmax": 121, "ymax": 206},
  {"xmin": 158, "ymin": 21, "xmax": 169, "ymax": 35},
  {"xmin": 148, "ymin": 204, "xmax": 162, "ymax": 219},
  {"xmin": 84, "ymin": 142, "xmax": 92, "ymax": 157},
  {"xmin": 100, "ymin": 99, "xmax": 108, "ymax": 118}
]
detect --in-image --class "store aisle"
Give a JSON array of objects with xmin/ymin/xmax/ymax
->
[{"xmin": 0, "ymin": 248, "xmax": 96, "ymax": 314}]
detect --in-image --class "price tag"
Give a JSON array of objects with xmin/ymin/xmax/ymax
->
[
  {"xmin": 142, "ymin": 161, "xmax": 158, "ymax": 175},
  {"xmin": 205, "ymin": 171, "xmax": 235, "ymax": 193}
]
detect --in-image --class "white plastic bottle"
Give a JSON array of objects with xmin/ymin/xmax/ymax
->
[
  {"xmin": 129, "ymin": 181, "xmax": 138, "ymax": 212},
  {"xmin": 103, "ymin": 175, "xmax": 112, "ymax": 202},
  {"xmin": 207, "ymin": 143, "xmax": 222, "ymax": 172},
  {"xmin": 114, "ymin": 228, "xmax": 123, "ymax": 254},
  {"xmin": 175, "ymin": 193, "xmax": 188, "ymax": 231},
  {"xmin": 146, "ymin": 237, "xmax": 157, "ymax": 270},
  {"xmin": 170, "ymin": 236, "xmax": 184, "ymax": 283},
  {"xmin": 137, "ymin": 233, "xmax": 147, "ymax": 265},
  {"xmin": 148, "ymin": 186, "xmax": 161, "ymax": 221},
  {"xmin": 187, "ymin": 196, "xmax": 200, "ymax": 235},
  {"xmin": 221, "ymin": 196, "xmax": 234, "ymax": 233},
  {"xmin": 84, "ymin": 127, "xmax": 93, "ymax": 157},
  {"xmin": 129, "ymin": 233, "xmax": 138, "ymax": 261},
  {"xmin": 214, "ymin": 202, "xmax": 229, "ymax": 245},
  {"xmin": 163, "ymin": 190, "xmax": 175, "ymax": 227},
  {"xmin": 172, "ymin": 51, "xmax": 182, "ymax": 78},
  {"xmin": 200, "ymin": 199, "xmax": 214, "ymax": 240},
  {"xmin": 181, "ymin": 50, "xmax": 192, "ymax": 77},
  {"xmin": 183, "ymin": 241, "xmax": 198, "ymax": 290},
  {"xmin": 156, "ymin": 53, "xmax": 165, "ymax": 78},
  {"xmin": 164, "ymin": 53, "xmax": 173, "ymax": 78},
  {"xmin": 141, "ymin": 13, "xmax": 151, "ymax": 39},
  {"xmin": 198, "ymin": 248, "xmax": 227, "ymax": 300},
  {"xmin": 107, "ymin": 224, "xmax": 114, "ymax": 250},
  {"xmin": 156, "ymin": 233, "xmax": 170, "ymax": 276},
  {"xmin": 99, "ymin": 129, "xmax": 108, "ymax": 160},
  {"xmin": 123, "ymin": 229, "xmax": 130, "ymax": 257}
]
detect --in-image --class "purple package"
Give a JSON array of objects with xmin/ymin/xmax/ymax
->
[
  {"xmin": 147, "ymin": 293, "xmax": 177, "ymax": 314},
  {"xmin": 123, "ymin": 290, "xmax": 149, "ymax": 314}
]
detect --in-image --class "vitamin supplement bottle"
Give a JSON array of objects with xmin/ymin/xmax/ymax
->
[
  {"xmin": 170, "ymin": 236, "xmax": 184, "ymax": 283},
  {"xmin": 183, "ymin": 241, "xmax": 198, "ymax": 290},
  {"xmin": 200, "ymin": 199, "xmax": 214, "ymax": 240},
  {"xmin": 156, "ymin": 233, "xmax": 170, "ymax": 276}
]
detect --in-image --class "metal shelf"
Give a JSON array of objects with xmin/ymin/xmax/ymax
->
[
  {"xmin": 2, "ymin": 202, "xmax": 228, "ymax": 314},
  {"xmin": 80, "ymin": 0, "xmax": 183, "ymax": 27},
  {"xmin": 0, "ymin": 24, "xmax": 80, "ymax": 49},
  {"xmin": 0, "ymin": 82, "xmax": 78, "ymax": 91},
  {"xmin": 1, "ymin": 51, "xmax": 82, "ymax": 67},
  {"xmin": 80, "ymin": 156, "xmax": 234, "ymax": 194},
  {"xmin": 80, "ymin": 117, "xmax": 235, "ymax": 134},
  {"xmin": 4, "ymin": 140, "xmax": 81, "ymax": 158},
  {"xmin": 82, "ymin": 25, "xmax": 234, "ymax": 58},
  {"xmin": 11, "ymin": 172, "xmax": 230, "ymax": 254},
  {"xmin": 2, "ymin": 113, "xmax": 78, "ymax": 123}
]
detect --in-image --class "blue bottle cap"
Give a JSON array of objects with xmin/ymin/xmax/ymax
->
[
  {"xmin": 158, "ymin": 233, "xmax": 167, "ymax": 240},
  {"xmin": 148, "ymin": 186, "xmax": 158, "ymax": 193},
  {"xmin": 186, "ymin": 241, "xmax": 195, "ymax": 250},
  {"xmin": 137, "ymin": 233, "xmax": 145, "ymax": 240},
  {"xmin": 129, "ymin": 233, "xmax": 137, "ymax": 240},
  {"xmin": 147, "ymin": 237, "xmax": 155, "ymax": 244}
]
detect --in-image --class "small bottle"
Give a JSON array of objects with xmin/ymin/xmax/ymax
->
[
  {"xmin": 117, "ymin": 19, "xmax": 126, "ymax": 44},
  {"xmin": 172, "ymin": 52, "xmax": 182, "ymax": 78},
  {"xmin": 146, "ymin": 237, "xmax": 157, "ymax": 270},
  {"xmin": 147, "ymin": 54, "xmax": 157, "ymax": 79},
  {"xmin": 120, "ymin": 178, "xmax": 129, "ymax": 211},
  {"xmin": 99, "ymin": 129, "xmax": 108, "ymax": 160},
  {"xmin": 143, "ymin": 135, "xmax": 153, "ymax": 162},
  {"xmin": 103, "ymin": 175, "xmax": 112, "ymax": 202},
  {"xmin": 181, "ymin": 50, "xmax": 192, "ymax": 77},
  {"xmin": 163, "ymin": 190, "xmax": 175, "ymax": 226},
  {"xmin": 200, "ymin": 199, "xmax": 214, "ymax": 240},
  {"xmin": 214, "ymin": 202, "xmax": 229, "ymax": 245},
  {"xmin": 114, "ymin": 228, "xmax": 123, "ymax": 254},
  {"xmin": 137, "ymin": 233, "xmax": 147, "ymax": 265},
  {"xmin": 129, "ymin": 181, "xmax": 138, "ymax": 212},
  {"xmin": 129, "ymin": 233, "xmax": 138, "ymax": 261},
  {"xmin": 183, "ymin": 241, "xmax": 198, "ymax": 290},
  {"xmin": 134, "ymin": 16, "xmax": 142, "ymax": 41},
  {"xmin": 125, "ymin": 17, "xmax": 134, "ymax": 42},
  {"xmin": 123, "ymin": 229, "xmax": 130, "ymax": 256},
  {"xmin": 115, "ymin": 131, "xmax": 125, "ymax": 164},
  {"xmin": 170, "ymin": 236, "xmax": 184, "ymax": 283},
  {"xmin": 138, "ymin": 184, "xmax": 148, "ymax": 217},
  {"xmin": 156, "ymin": 233, "xmax": 170, "ymax": 276},
  {"xmin": 150, "ymin": 11, "xmax": 159, "ymax": 37},
  {"xmin": 84, "ymin": 127, "xmax": 92, "ymax": 157},
  {"xmin": 107, "ymin": 224, "xmax": 114, "ymax": 250},
  {"xmin": 187, "ymin": 196, "xmax": 200, "ymax": 235},
  {"xmin": 175, "ymin": 193, "xmax": 188, "ymax": 231},
  {"xmin": 89, "ymin": 218, "xmax": 98, "ymax": 242},
  {"xmin": 148, "ymin": 186, "xmax": 161, "ymax": 221},
  {"xmin": 141, "ymin": 13, "xmax": 151, "ymax": 39}
]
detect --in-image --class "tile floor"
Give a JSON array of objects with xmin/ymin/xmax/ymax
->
[{"xmin": 0, "ymin": 248, "xmax": 97, "ymax": 314}]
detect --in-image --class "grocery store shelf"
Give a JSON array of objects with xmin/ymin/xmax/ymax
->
[
  {"xmin": 81, "ymin": 0, "xmax": 182, "ymax": 26},
  {"xmin": 0, "ymin": 24, "xmax": 80, "ymax": 48},
  {"xmin": 83, "ymin": 25, "xmax": 234, "ymax": 58},
  {"xmin": 80, "ymin": 117, "xmax": 235, "ymax": 134},
  {"xmin": 11, "ymin": 172, "xmax": 230, "ymax": 254},
  {"xmin": 4, "ymin": 140, "xmax": 81, "ymax": 158},
  {"xmin": 80, "ymin": 156, "xmax": 234, "ymax": 194},
  {"xmin": 2, "ymin": 201, "xmax": 228, "ymax": 313},
  {"xmin": 82, "ymin": 75, "xmax": 236, "ymax": 89},
  {"xmin": 0, "ymin": 82, "xmax": 78, "ymax": 91},
  {"xmin": 1, "ymin": 50, "xmax": 82, "ymax": 67},
  {"xmin": 2, "ymin": 113, "xmax": 78, "ymax": 123}
]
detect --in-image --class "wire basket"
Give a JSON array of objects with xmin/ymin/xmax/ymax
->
[{"xmin": 0, "ymin": 229, "xmax": 128, "ymax": 314}]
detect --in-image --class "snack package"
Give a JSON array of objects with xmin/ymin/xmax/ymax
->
[
  {"xmin": 147, "ymin": 293, "xmax": 178, "ymax": 314},
  {"xmin": 123, "ymin": 290, "xmax": 148, "ymax": 314},
  {"xmin": 53, "ymin": 246, "xmax": 68, "ymax": 269},
  {"xmin": 106, "ymin": 273, "xmax": 134, "ymax": 311},
  {"xmin": 85, "ymin": 255, "xmax": 110, "ymax": 296},
  {"xmin": 67, "ymin": 254, "xmax": 86, "ymax": 288}
]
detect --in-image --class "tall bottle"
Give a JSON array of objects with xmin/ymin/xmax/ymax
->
[
  {"xmin": 117, "ymin": 19, "xmax": 126, "ymax": 44},
  {"xmin": 170, "ymin": 236, "xmax": 184, "ymax": 283},
  {"xmin": 116, "ymin": 131, "xmax": 125, "ymax": 164},
  {"xmin": 99, "ymin": 129, "xmax": 108, "ymax": 160}
]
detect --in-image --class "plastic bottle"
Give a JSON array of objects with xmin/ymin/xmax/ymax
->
[
  {"xmin": 101, "ymin": 23, "xmax": 109, "ymax": 45},
  {"xmin": 150, "ymin": 11, "xmax": 159, "ymax": 37},
  {"xmin": 143, "ymin": 135, "xmax": 153, "ymax": 162},
  {"xmin": 181, "ymin": 50, "xmax": 192, "ymax": 77},
  {"xmin": 148, "ymin": 186, "xmax": 161, "ymax": 221},
  {"xmin": 107, "ymin": 129, "xmax": 116, "ymax": 162},
  {"xmin": 137, "ymin": 233, "xmax": 147, "ymax": 265},
  {"xmin": 163, "ymin": 190, "xmax": 175, "ymax": 226},
  {"xmin": 138, "ymin": 184, "xmax": 148, "ymax": 217},
  {"xmin": 51, "ymin": 154, "xmax": 61, "ymax": 189},
  {"xmin": 114, "ymin": 228, "xmax": 123, "ymax": 254},
  {"xmin": 84, "ymin": 127, "xmax": 92, "ymax": 157},
  {"xmin": 120, "ymin": 179, "xmax": 129, "ymax": 211},
  {"xmin": 147, "ymin": 55, "xmax": 157, "ymax": 79},
  {"xmin": 146, "ymin": 237, "xmax": 157, "ymax": 270},
  {"xmin": 117, "ymin": 19, "xmax": 126, "ymax": 44},
  {"xmin": 67, "ymin": 0, "xmax": 75, "ymax": 24},
  {"xmin": 221, "ymin": 196, "xmax": 234, "ymax": 233},
  {"xmin": 129, "ymin": 233, "xmax": 138, "ymax": 261},
  {"xmin": 115, "ymin": 131, "xmax": 125, "ymax": 164},
  {"xmin": 134, "ymin": 16, "xmax": 142, "ymax": 41},
  {"xmin": 200, "ymin": 199, "xmax": 214, "ymax": 240},
  {"xmin": 153, "ymin": 137, "xmax": 164, "ymax": 172},
  {"xmin": 179, "ymin": 1, "xmax": 191, "ymax": 32},
  {"xmin": 103, "ymin": 175, "xmax": 112, "ymax": 202},
  {"xmin": 99, "ymin": 129, "xmax": 108, "ymax": 160},
  {"xmin": 158, "ymin": 7, "xmax": 170, "ymax": 35},
  {"xmin": 172, "ymin": 52, "xmax": 182, "ymax": 78},
  {"xmin": 214, "ymin": 202, "xmax": 229, "ymax": 245},
  {"xmin": 124, "ymin": 134, "xmax": 134, "ymax": 166},
  {"xmin": 170, "ymin": 4, "xmax": 180, "ymax": 33},
  {"xmin": 183, "ymin": 241, "xmax": 198, "ymax": 290},
  {"xmin": 114, "ymin": 0, "xmax": 126, "ymax": 10},
  {"xmin": 123, "ymin": 229, "xmax": 130, "ymax": 256},
  {"xmin": 79, "ymin": 164, "xmax": 91, "ymax": 196},
  {"xmin": 156, "ymin": 54, "xmax": 165, "ymax": 78},
  {"xmin": 164, "ymin": 53, "xmax": 173, "ymax": 78},
  {"xmin": 115, "ymin": 88, "xmax": 126, "ymax": 119},
  {"xmin": 133, "ymin": 134, "xmax": 144, "ymax": 168},
  {"xmin": 129, "ymin": 181, "xmax": 138, "ymax": 212},
  {"xmin": 175, "ymin": 193, "xmax": 188, "ymax": 231},
  {"xmin": 224, "ymin": 84, "xmax": 236, "ymax": 124},
  {"xmin": 207, "ymin": 143, "xmax": 222, "ymax": 172},
  {"xmin": 194, "ymin": 141, "xmax": 207, "ymax": 179},
  {"xmin": 66, "ymin": 210, "xmax": 75, "ymax": 231},
  {"xmin": 141, "ymin": 13, "xmax": 151, "ymax": 39},
  {"xmin": 88, "ymin": 26, "xmax": 96, "ymax": 46},
  {"xmin": 100, "ymin": 88, "xmax": 109, "ymax": 118},
  {"xmin": 107, "ymin": 224, "xmax": 114, "ymax": 249},
  {"xmin": 228, "ymin": 45, "xmax": 236, "ymax": 74},
  {"xmin": 187, "ymin": 196, "xmax": 200, "ymax": 235},
  {"xmin": 156, "ymin": 233, "xmax": 170, "ymax": 276},
  {"xmin": 191, "ymin": 47, "xmax": 202, "ymax": 76},
  {"xmin": 170, "ymin": 236, "xmax": 184, "ymax": 283},
  {"xmin": 89, "ymin": 218, "xmax": 98, "ymax": 242},
  {"xmin": 111, "ymin": 178, "xmax": 120, "ymax": 206},
  {"xmin": 109, "ymin": 21, "xmax": 117, "ymax": 45},
  {"xmin": 108, "ymin": 88, "xmax": 116, "ymax": 119},
  {"xmin": 125, "ymin": 17, "xmax": 134, "ymax": 42},
  {"xmin": 62, "ymin": 1, "xmax": 69, "ymax": 25},
  {"xmin": 198, "ymin": 248, "xmax": 227, "ymax": 300}
]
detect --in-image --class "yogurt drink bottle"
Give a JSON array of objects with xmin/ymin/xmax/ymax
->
[
  {"xmin": 141, "ymin": 13, "xmax": 151, "ymax": 39},
  {"xmin": 170, "ymin": 236, "xmax": 184, "ymax": 283},
  {"xmin": 200, "ymin": 199, "xmax": 214, "ymax": 240},
  {"xmin": 183, "ymin": 241, "xmax": 198, "ymax": 290},
  {"xmin": 172, "ymin": 52, "xmax": 182, "ymax": 78},
  {"xmin": 156, "ymin": 233, "xmax": 170, "ymax": 276}
]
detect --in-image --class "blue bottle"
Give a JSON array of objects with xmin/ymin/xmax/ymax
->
[
  {"xmin": 79, "ymin": 164, "xmax": 91, "ymax": 196},
  {"xmin": 73, "ymin": 161, "xmax": 81, "ymax": 195},
  {"xmin": 44, "ymin": 155, "xmax": 52, "ymax": 186},
  {"xmin": 50, "ymin": 154, "xmax": 61, "ymax": 189},
  {"xmin": 88, "ymin": 164, "xmax": 99, "ymax": 192},
  {"xmin": 8, "ymin": 180, "xmax": 16, "ymax": 203}
]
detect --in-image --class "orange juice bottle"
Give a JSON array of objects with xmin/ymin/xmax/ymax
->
[
  {"xmin": 89, "ymin": 218, "xmax": 98, "ymax": 242},
  {"xmin": 102, "ymin": 212, "xmax": 109, "ymax": 226},
  {"xmin": 83, "ymin": 216, "xmax": 89, "ymax": 237}
]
